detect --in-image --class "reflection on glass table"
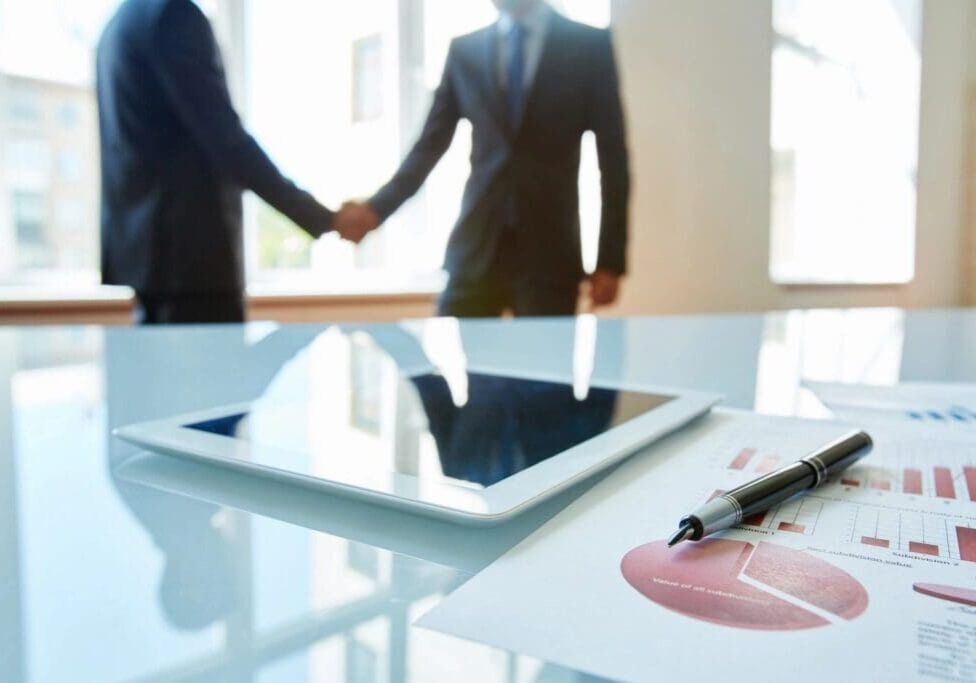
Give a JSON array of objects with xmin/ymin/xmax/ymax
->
[
  {"xmin": 112, "ymin": 468, "xmax": 602, "ymax": 682},
  {"xmin": 2, "ymin": 312, "xmax": 975, "ymax": 682},
  {"xmin": 188, "ymin": 365, "xmax": 654, "ymax": 490}
]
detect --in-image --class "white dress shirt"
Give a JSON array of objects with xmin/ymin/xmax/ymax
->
[{"xmin": 496, "ymin": 2, "xmax": 554, "ymax": 95}]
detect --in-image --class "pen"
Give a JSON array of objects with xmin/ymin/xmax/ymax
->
[{"xmin": 667, "ymin": 430, "xmax": 873, "ymax": 547}]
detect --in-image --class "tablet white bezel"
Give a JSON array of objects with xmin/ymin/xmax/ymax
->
[{"xmin": 115, "ymin": 368, "xmax": 720, "ymax": 525}]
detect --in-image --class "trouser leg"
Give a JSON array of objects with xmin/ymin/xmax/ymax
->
[{"xmin": 133, "ymin": 292, "xmax": 246, "ymax": 324}]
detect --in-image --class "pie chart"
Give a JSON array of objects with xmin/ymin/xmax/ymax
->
[
  {"xmin": 621, "ymin": 538, "xmax": 869, "ymax": 630},
  {"xmin": 913, "ymin": 583, "xmax": 976, "ymax": 607}
]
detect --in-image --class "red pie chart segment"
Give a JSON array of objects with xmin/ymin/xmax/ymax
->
[
  {"xmin": 620, "ymin": 539, "xmax": 868, "ymax": 631},
  {"xmin": 913, "ymin": 583, "xmax": 976, "ymax": 607},
  {"xmin": 744, "ymin": 541, "xmax": 869, "ymax": 620}
]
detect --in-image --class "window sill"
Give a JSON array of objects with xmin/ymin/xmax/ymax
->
[
  {"xmin": 0, "ymin": 274, "xmax": 444, "ymax": 324},
  {"xmin": 0, "ymin": 272, "xmax": 445, "ymax": 304},
  {"xmin": 773, "ymin": 279, "xmax": 914, "ymax": 288}
]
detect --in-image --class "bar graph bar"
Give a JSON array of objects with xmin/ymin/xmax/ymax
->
[
  {"xmin": 957, "ymin": 527, "xmax": 976, "ymax": 563},
  {"xmin": 870, "ymin": 480, "xmax": 891, "ymax": 491},
  {"xmin": 903, "ymin": 468, "xmax": 923, "ymax": 495},
  {"xmin": 755, "ymin": 455, "xmax": 781, "ymax": 474},
  {"xmin": 951, "ymin": 405, "xmax": 976, "ymax": 421},
  {"xmin": 841, "ymin": 478, "xmax": 860, "ymax": 487},
  {"xmin": 861, "ymin": 536, "xmax": 890, "ymax": 549},
  {"xmin": 742, "ymin": 511, "xmax": 767, "ymax": 527},
  {"xmin": 909, "ymin": 541, "xmax": 940, "ymax": 557},
  {"xmin": 934, "ymin": 467, "xmax": 956, "ymax": 499},
  {"xmin": 778, "ymin": 522, "xmax": 806, "ymax": 534},
  {"xmin": 728, "ymin": 448, "xmax": 757, "ymax": 470},
  {"xmin": 965, "ymin": 468, "xmax": 976, "ymax": 503}
]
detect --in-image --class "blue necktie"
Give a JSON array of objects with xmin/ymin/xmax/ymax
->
[{"xmin": 506, "ymin": 22, "xmax": 526, "ymax": 127}]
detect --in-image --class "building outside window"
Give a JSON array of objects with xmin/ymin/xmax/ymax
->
[
  {"xmin": 12, "ymin": 191, "xmax": 46, "ymax": 267},
  {"xmin": 7, "ymin": 89, "xmax": 40, "ymax": 126},
  {"xmin": 0, "ymin": 0, "xmax": 106, "ymax": 286},
  {"xmin": 769, "ymin": 0, "xmax": 923, "ymax": 285}
]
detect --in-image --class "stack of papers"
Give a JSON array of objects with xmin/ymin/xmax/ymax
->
[
  {"xmin": 419, "ymin": 386, "xmax": 976, "ymax": 682},
  {"xmin": 807, "ymin": 381, "xmax": 976, "ymax": 437}
]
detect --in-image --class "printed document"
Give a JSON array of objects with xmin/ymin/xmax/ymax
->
[{"xmin": 419, "ymin": 410, "xmax": 976, "ymax": 682}]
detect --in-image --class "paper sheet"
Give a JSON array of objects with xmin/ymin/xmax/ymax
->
[
  {"xmin": 419, "ymin": 411, "xmax": 976, "ymax": 683},
  {"xmin": 807, "ymin": 381, "xmax": 976, "ymax": 437}
]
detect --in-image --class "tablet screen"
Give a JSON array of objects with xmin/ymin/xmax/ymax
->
[{"xmin": 183, "ymin": 328, "xmax": 673, "ymax": 489}]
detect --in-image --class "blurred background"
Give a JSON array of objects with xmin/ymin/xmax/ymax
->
[{"xmin": 0, "ymin": 0, "xmax": 972, "ymax": 323}]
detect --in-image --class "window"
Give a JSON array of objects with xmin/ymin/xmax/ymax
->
[
  {"xmin": 57, "ymin": 150, "xmax": 83, "ymax": 183},
  {"xmin": 352, "ymin": 35, "xmax": 384, "ymax": 123},
  {"xmin": 243, "ymin": 0, "xmax": 611, "ymax": 287},
  {"xmin": 0, "ymin": 0, "xmax": 612, "ymax": 292},
  {"xmin": 58, "ymin": 102, "xmax": 80, "ymax": 129},
  {"xmin": 769, "ymin": 0, "xmax": 922, "ymax": 285},
  {"xmin": 6, "ymin": 138, "xmax": 52, "ymax": 183},
  {"xmin": 8, "ymin": 89, "xmax": 40, "ymax": 125},
  {"xmin": 0, "ymin": 0, "xmax": 115, "ymax": 286},
  {"xmin": 13, "ymin": 191, "xmax": 49, "ymax": 267}
]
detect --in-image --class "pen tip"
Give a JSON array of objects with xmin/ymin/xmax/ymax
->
[{"xmin": 667, "ymin": 522, "xmax": 694, "ymax": 547}]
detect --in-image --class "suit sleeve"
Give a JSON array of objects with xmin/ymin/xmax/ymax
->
[
  {"xmin": 368, "ymin": 41, "xmax": 462, "ymax": 222},
  {"xmin": 588, "ymin": 30, "xmax": 630, "ymax": 275},
  {"xmin": 148, "ymin": 0, "xmax": 333, "ymax": 237}
]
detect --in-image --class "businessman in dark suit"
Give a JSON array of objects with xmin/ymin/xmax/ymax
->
[
  {"xmin": 351, "ymin": 0, "xmax": 630, "ymax": 317},
  {"xmin": 96, "ymin": 0, "xmax": 370, "ymax": 324}
]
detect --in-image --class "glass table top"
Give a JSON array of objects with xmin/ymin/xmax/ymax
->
[{"xmin": 1, "ymin": 309, "xmax": 974, "ymax": 682}]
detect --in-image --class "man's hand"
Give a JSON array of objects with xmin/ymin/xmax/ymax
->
[
  {"xmin": 334, "ymin": 201, "xmax": 380, "ymax": 244},
  {"xmin": 587, "ymin": 269, "xmax": 621, "ymax": 309}
]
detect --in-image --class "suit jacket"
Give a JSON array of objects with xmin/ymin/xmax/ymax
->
[
  {"xmin": 370, "ymin": 11, "xmax": 630, "ymax": 285},
  {"xmin": 97, "ymin": 0, "xmax": 333, "ymax": 295}
]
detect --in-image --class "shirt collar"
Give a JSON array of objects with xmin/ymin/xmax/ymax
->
[{"xmin": 497, "ymin": 2, "xmax": 552, "ymax": 37}]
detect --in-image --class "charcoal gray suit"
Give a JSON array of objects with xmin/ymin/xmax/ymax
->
[
  {"xmin": 97, "ymin": 0, "xmax": 334, "ymax": 323},
  {"xmin": 369, "ymin": 9, "xmax": 629, "ymax": 317}
]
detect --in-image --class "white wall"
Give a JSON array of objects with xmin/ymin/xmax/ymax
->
[
  {"xmin": 608, "ymin": 0, "xmax": 974, "ymax": 315},
  {"xmin": 966, "ymin": 7, "xmax": 976, "ymax": 306}
]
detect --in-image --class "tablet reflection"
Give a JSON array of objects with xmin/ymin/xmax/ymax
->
[
  {"xmin": 410, "ymin": 373, "xmax": 618, "ymax": 487},
  {"xmin": 190, "ymin": 324, "xmax": 664, "ymax": 493}
]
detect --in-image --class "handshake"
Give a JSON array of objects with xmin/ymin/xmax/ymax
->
[{"xmin": 333, "ymin": 201, "xmax": 381, "ymax": 244}]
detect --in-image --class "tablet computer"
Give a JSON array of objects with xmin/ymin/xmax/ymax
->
[{"xmin": 115, "ymin": 325, "xmax": 720, "ymax": 525}]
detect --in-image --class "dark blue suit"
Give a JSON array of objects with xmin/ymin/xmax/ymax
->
[
  {"xmin": 97, "ymin": 0, "xmax": 334, "ymax": 322},
  {"xmin": 370, "ymin": 11, "xmax": 629, "ymax": 316}
]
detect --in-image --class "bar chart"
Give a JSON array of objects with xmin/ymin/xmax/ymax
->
[
  {"xmin": 905, "ymin": 405, "xmax": 976, "ymax": 426},
  {"xmin": 724, "ymin": 443, "xmax": 976, "ymax": 502},
  {"xmin": 835, "ymin": 464, "xmax": 976, "ymax": 501},
  {"xmin": 712, "ymin": 432, "xmax": 976, "ymax": 568},
  {"xmin": 845, "ymin": 505, "xmax": 976, "ymax": 562}
]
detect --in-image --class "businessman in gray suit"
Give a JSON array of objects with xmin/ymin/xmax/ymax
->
[{"xmin": 349, "ymin": 0, "xmax": 630, "ymax": 317}]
